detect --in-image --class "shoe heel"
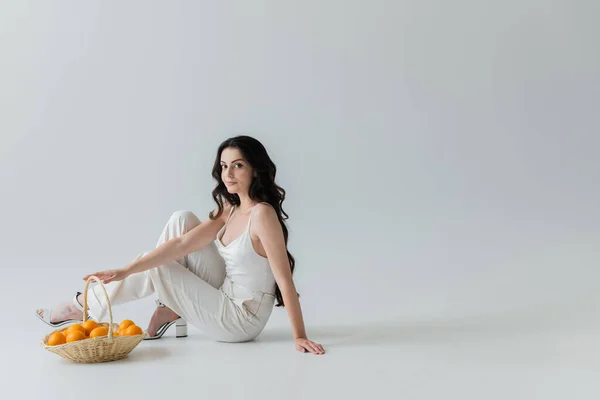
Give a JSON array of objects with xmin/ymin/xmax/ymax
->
[{"xmin": 175, "ymin": 319, "xmax": 187, "ymax": 338}]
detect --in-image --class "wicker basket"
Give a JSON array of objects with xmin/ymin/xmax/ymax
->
[{"xmin": 41, "ymin": 275, "xmax": 147, "ymax": 363}]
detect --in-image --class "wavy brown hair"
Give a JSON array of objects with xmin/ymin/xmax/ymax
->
[{"xmin": 208, "ymin": 135, "xmax": 296, "ymax": 307}]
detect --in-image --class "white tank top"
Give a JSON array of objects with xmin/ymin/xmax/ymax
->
[{"xmin": 215, "ymin": 203, "xmax": 277, "ymax": 295}]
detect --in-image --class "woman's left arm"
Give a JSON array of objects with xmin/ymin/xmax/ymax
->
[{"xmin": 253, "ymin": 204, "xmax": 325, "ymax": 355}]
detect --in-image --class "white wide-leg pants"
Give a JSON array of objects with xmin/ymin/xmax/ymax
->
[{"xmin": 85, "ymin": 211, "xmax": 275, "ymax": 343}]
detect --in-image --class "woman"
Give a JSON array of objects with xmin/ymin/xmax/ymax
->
[{"xmin": 36, "ymin": 135, "xmax": 325, "ymax": 355}]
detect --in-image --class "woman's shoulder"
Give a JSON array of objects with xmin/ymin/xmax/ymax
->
[
  {"xmin": 252, "ymin": 202, "xmax": 278, "ymax": 223},
  {"xmin": 210, "ymin": 201, "xmax": 234, "ymax": 222},
  {"xmin": 250, "ymin": 203, "xmax": 282, "ymax": 237},
  {"xmin": 222, "ymin": 201, "xmax": 236, "ymax": 216},
  {"xmin": 254, "ymin": 201, "xmax": 275, "ymax": 212}
]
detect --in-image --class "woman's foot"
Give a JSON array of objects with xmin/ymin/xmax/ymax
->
[
  {"xmin": 36, "ymin": 295, "xmax": 84, "ymax": 324},
  {"xmin": 146, "ymin": 306, "xmax": 180, "ymax": 337}
]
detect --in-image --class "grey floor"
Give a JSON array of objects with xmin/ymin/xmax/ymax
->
[
  {"xmin": 2, "ymin": 1, "xmax": 599, "ymax": 398},
  {"xmin": 4, "ymin": 274, "xmax": 599, "ymax": 400}
]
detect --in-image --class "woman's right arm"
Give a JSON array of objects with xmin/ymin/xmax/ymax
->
[
  {"xmin": 84, "ymin": 205, "xmax": 229, "ymax": 283},
  {"xmin": 178, "ymin": 209, "xmax": 227, "ymax": 255},
  {"xmin": 125, "ymin": 206, "xmax": 228, "ymax": 275}
]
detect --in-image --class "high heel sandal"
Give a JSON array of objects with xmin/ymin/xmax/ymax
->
[
  {"xmin": 35, "ymin": 291, "xmax": 95, "ymax": 328},
  {"xmin": 144, "ymin": 299, "xmax": 188, "ymax": 340}
]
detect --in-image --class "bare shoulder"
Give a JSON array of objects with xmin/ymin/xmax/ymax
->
[
  {"xmin": 254, "ymin": 202, "xmax": 277, "ymax": 216},
  {"xmin": 252, "ymin": 203, "xmax": 286, "ymax": 247},
  {"xmin": 252, "ymin": 203, "xmax": 280, "ymax": 228},
  {"xmin": 210, "ymin": 201, "xmax": 234, "ymax": 223}
]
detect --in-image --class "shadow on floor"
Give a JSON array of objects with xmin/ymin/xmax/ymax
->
[
  {"xmin": 256, "ymin": 304, "xmax": 600, "ymax": 346},
  {"xmin": 117, "ymin": 346, "xmax": 172, "ymax": 363}
]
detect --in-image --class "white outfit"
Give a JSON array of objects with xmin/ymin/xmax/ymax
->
[{"xmin": 85, "ymin": 204, "xmax": 277, "ymax": 342}]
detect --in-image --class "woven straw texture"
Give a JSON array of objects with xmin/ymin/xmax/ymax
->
[{"xmin": 41, "ymin": 275, "xmax": 147, "ymax": 363}]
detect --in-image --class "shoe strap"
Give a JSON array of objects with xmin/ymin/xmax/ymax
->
[{"xmin": 73, "ymin": 292, "xmax": 84, "ymax": 312}]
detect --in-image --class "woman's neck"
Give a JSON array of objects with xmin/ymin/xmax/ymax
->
[{"xmin": 236, "ymin": 194, "xmax": 257, "ymax": 213}]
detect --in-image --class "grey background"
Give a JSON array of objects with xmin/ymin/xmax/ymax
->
[{"xmin": 1, "ymin": 1, "xmax": 599, "ymax": 398}]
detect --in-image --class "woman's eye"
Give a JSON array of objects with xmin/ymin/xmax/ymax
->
[{"xmin": 236, "ymin": 163, "xmax": 243, "ymax": 168}]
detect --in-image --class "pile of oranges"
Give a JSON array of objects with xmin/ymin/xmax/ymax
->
[{"xmin": 46, "ymin": 319, "xmax": 144, "ymax": 346}]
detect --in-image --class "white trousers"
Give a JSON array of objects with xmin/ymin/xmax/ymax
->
[{"xmin": 85, "ymin": 211, "xmax": 276, "ymax": 343}]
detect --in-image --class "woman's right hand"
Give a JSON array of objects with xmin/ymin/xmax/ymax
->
[{"xmin": 83, "ymin": 268, "xmax": 129, "ymax": 284}]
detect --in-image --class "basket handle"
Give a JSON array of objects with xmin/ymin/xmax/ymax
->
[{"xmin": 82, "ymin": 276, "xmax": 115, "ymax": 338}]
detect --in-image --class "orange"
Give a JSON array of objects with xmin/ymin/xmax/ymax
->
[
  {"xmin": 66, "ymin": 324, "xmax": 86, "ymax": 335},
  {"xmin": 66, "ymin": 330, "xmax": 85, "ymax": 342},
  {"xmin": 118, "ymin": 320, "xmax": 135, "ymax": 332},
  {"xmin": 124, "ymin": 325, "xmax": 143, "ymax": 336},
  {"xmin": 81, "ymin": 320, "xmax": 99, "ymax": 335},
  {"xmin": 89, "ymin": 326, "xmax": 109, "ymax": 338},
  {"xmin": 111, "ymin": 331, "xmax": 120, "ymax": 336},
  {"xmin": 47, "ymin": 332, "xmax": 66, "ymax": 346}
]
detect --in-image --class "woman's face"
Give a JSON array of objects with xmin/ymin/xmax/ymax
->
[{"xmin": 220, "ymin": 147, "xmax": 254, "ymax": 196}]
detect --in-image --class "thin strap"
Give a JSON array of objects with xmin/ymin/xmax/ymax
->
[
  {"xmin": 217, "ymin": 205, "xmax": 235, "ymax": 242},
  {"xmin": 248, "ymin": 202, "xmax": 267, "ymax": 220},
  {"xmin": 247, "ymin": 202, "xmax": 270, "ymax": 230},
  {"xmin": 224, "ymin": 205, "xmax": 235, "ymax": 226}
]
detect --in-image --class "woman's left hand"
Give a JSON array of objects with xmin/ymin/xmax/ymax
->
[
  {"xmin": 83, "ymin": 268, "xmax": 129, "ymax": 284},
  {"xmin": 296, "ymin": 337, "xmax": 325, "ymax": 355}
]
